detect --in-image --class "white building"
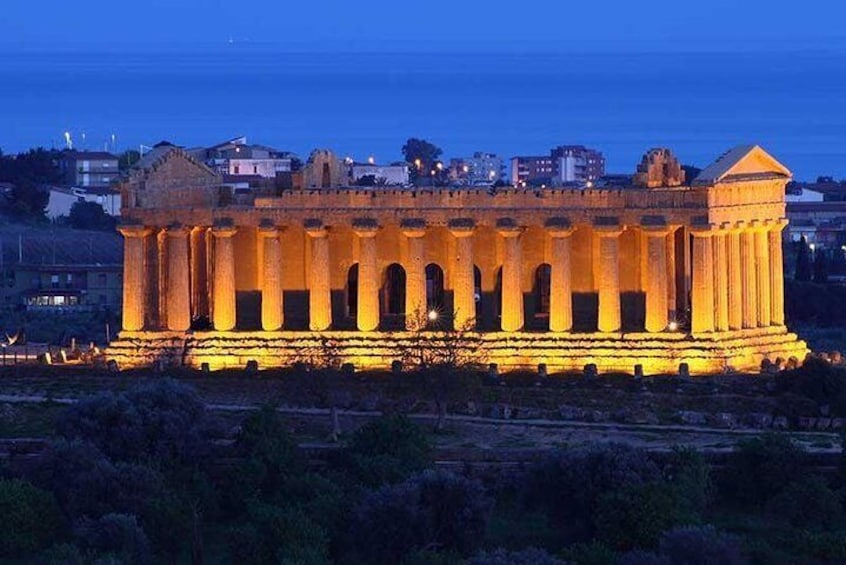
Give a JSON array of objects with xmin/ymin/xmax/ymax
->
[
  {"xmin": 350, "ymin": 162, "xmax": 410, "ymax": 186},
  {"xmin": 450, "ymin": 152, "xmax": 505, "ymax": 186},
  {"xmin": 190, "ymin": 137, "xmax": 294, "ymax": 179},
  {"xmin": 47, "ymin": 186, "xmax": 121, "ymax": 219}
]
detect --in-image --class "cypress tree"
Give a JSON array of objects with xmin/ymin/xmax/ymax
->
[{"xmin": 795, "ymin": 236, "xmax": 812, "ymax": 281}]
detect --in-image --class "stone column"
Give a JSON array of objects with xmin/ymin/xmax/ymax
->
[
  {"xmin": 118, "ymin": 225, "xmax": 151, "ymax": 331},
  {"xmin": 644, "ymin": 225, "xmax": 669, "ymax": 333},
  {"xmin": 354, "ymin": 222, "xmax": 380, "ymax": 332},
  {"xmin": 547, "ymin": 221, "xmax": 574, "ymax": 333},
  {"xmin": 306, "ymin": 222, "xmax": 332, "ymax": 331},
  {"xmin": 690, "ymin": 227, "xmax": 715, "ymax": 335},
  {"xmin": 712, "ymin": 228, "xmax": 729, "ymax": 332},
  {"xmin": 769, "ymin": 219, "xmax": 787, "ymax": 326},
  {"xmin": 449, "ymin": 220, "xmax": 476, "ymax": 331},
  {"xmin": 165, "ymin": 225, "xmax": 191, "ymax": 332},
  {"xmin": 595, "ymin": 221, "xmax": 623, "ymax": 333},
  {"xmin": 402, "ymin": 220, "xmax": 427, "ymax": 329},
  {"xmin": 727, "ymin": 225, "xmax": 744, "ymax": 330},
  {"xmin": 498, "ymin": 223, "xmax": 524, "ymax": 332},
  {"xmin": 211, "ymin": 223, "xmax": 237, "ymax": 331},
  {"xmin": 754, "ymin": 220, "xmax": 772, "ymax": 327},
  {"xmin": 259, "ymin": 223, "xmax": 284, "ymax": 331},
  {"xmin": 666, "ymin": 228, "xmax": 677, "ymax": 323},
  {"xmin": 740, "ymin": 223, "xmax": 758, "ymax": 329}
]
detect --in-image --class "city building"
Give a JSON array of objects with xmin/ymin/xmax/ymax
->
[
  {"xmin": 60, "ymin": 151, "xmax": 119, "ymax": 188},
  {"xmin": 0, "ymin": 229, "xmax": 123, "ymax": 311},
  {"xmin": 449, "ymin": 152, "xmax": 505, "ymax": 186},
  {"xmin": 189, "ymin": 136, "xmax": 296, "ymax": 179},
  {"xmin": 511, "ymin": 145, "xmax": 605, "ymax": 187},
  {"xmin": 109, "ymin": 143, "xmax": 806, "ymax": 374},
  {"xmin": 47, "ymin": 186, "xmax": 122, "ymax": 219}
]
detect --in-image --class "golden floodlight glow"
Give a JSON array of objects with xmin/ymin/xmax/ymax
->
[
  {"xmin": 668, "ymin": 321, "xmax": 679, "ymax": 331},
  {"xmin": 428, "ymin": 310, "xmax": 439, "ymax": 321}
]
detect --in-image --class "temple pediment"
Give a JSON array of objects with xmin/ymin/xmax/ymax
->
[{"xmin": 693, "ymin": 145, "xmax": 791, "ymax": 185}]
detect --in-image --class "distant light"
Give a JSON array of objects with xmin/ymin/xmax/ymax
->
[
  {"xmin": 668, "ymin": 321, "xmax": 679, "ymax": 331},
  {"xmin": 368, "ymin": 156, "xmax": 375, "ymax": 164},
  {"xmin": 436, "ymin": 162, "xmax": 443, "ymax": 171},
  {"xmin": 414, "ymin": 158, "xmax": 422, "ymax": 169},
  {"xmin": 427, "ymin": 310, "xmax": 438, "ymax": 321},
  {"xmin": 586, "ymin": 180, "xmax": 594, "ymax": 188},
  {"xmin": 810, "ymin": 243, "xmax": 816, "ymax": 251},
  {"xmin": 462, "ymin": 165, "xmax": 469, "ymax": 173}
]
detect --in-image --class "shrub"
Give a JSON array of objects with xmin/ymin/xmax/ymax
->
[
  {"xmin": 522, "ymin": 443, "xmax": 660, "ymax": 542},
  {"xmin": 226, "ymin": 502, "xmax": 329, "ymax": 565},
  {"xmin": 595, "ymin": 482, "xmax": 696, "ymax": 551},
  {"xmin": 766, "ymin": 475, "xmax": 843, "ymax": 529},
  {"xmin": 0, "ymin": 478, "xmax": 62, "ymax": 557},
  {"xmin": 616, "ymin": 551, "xmax": 671, "ymax": 565},
  {"xmin": 469, "ymin": 547, "xmax": 568, "ymax": 565},
  {"xmin": 57, "ymin": 379, "xmax": 211, "ymax": 469},
  {"xmin": 348, "ymin": 469, "xmax": 491, "ymax": 563},
  {"xmin": 657, "ymin": 525, "xmax": 744, "ymax": 565},
  {"xmin": 29, "ymin": 440, "xmax": 163, "ymax": 520},
  {"xmin": 75, "ymin": 513, "xmax": 152, "ymax": 565},
  {"xmin": 341, "ymin": 414, "xmax": 433, "ymax": 486},
  {"xmin": 559, "ymin": 541, "xmax": 616, "ymax": 565},
  {"xmin": 662, "ymin": 447, "xmax": 712, "ymax": 516},
  {"xmin": 719, "ymin": 434, "xmax": 807, "ymax": 507},
  {"xmin": 793, "ymin": 530, "xmax": 846, "ymax": 562}
]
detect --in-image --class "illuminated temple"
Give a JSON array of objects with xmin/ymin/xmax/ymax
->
[{"xmin": 107, "ymin": 144, "xmax": 808, "ymax": 374}]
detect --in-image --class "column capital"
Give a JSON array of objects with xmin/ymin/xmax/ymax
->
[
  {"xmin": 689, "ymin": 224, "xmax": 716, "ymax": 237},
  {"xmin": 593, "ymin": 216, "xmax": 623, "ymax": 237},
  {"xmin": 257, "ymin": 224, "xmax": 283, "ymax": 238},
  {"xmin": 448, "ymin": 218, "xmax": 475, "ymax": 237},
  {"xmin": 352, "ymin": 218, "xmax": 380, "ymax": 237},
  {"xmin": 117, "ymin": 224, "xmax": 151, "ymax": 238},
  {"xmin": 747, "ymin": 218, "xmax": 772, "ymax": 232},
  {"xmin": 770, "ymin": 218, "xmax": 789, "ymax": 231},
  {"xmin": 400, "ymin": 218, "xmax": 427, "ymax": 238},
  {"xmin": 640, "ymin": 215, "xmax": 669, "ymax": 235},
  {"xmin": 211, "ymin": 217, "xmax": 237, "ymax": 236},
  {"xmin": 163, "ymin": 223, "xmax": 189, "ymax": 237},
  {"xmin": 304, "ymin": 219, "xmax": 329, "ymax": 238},
  {"xmin": 545, "ymin": 217, "xmax": 574, "ymax": 238}
]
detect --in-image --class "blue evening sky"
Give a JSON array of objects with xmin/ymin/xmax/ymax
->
[{"xmin": 1, "ymin": 0, "xmax": 842, "ymax": 51}]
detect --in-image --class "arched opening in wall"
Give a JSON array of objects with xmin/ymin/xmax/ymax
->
[
  {"xmin": 474, "ymin": 266, "xmax": 483, "ymax": 327},
  {"xmin": 425, "ymin": 263, "xmax": 445, "ymax": 320},
  {"xmin": 533, "ymin": 263, "xmax": 552, "ymax": 329},
  {"xmin": 346, "ymin": 263, "xmax": 359, "ymax": 318},
  {"xmin": 321, "ymin": 163, "xmax": 331, "ymax": 188},
  {"xmin": 381, "ymin": 263, "xmax": 406, "ymax": 329}
]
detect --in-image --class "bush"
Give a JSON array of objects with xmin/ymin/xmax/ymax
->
[
  {"xmin": 662, "ymin": 447, "xmax": 712, "ymax": 516},
  {"xmin": 719, "ymin": 434, "xmax": 807, "ymax": 507},
  {"xmin": 616, "ymin": 551, "xmax": 671, "ymax": 565},
  {"xmin": 522, "ymin": 444, "xmax": 660, "ymax": 542},
  {"xmin": 341, "ymin": 414, "xmax": 433, "ymax": 486},
  {"xmin": 348, "ymin": 469, "xmax": 491, "ymax": 563},
  {"xmin": 595, "ymin": 482, "xmax": 696, "ymax": 551},
  {"xmin": 776, "ymin": 358, "xmax": 846, "ymax": 417},
  {"xmin": 226, "ymin": 502, "xmax": 329, "ymax": 565},
  {"xmin": 470, "ymin": 547, "xmax": 568, "ymax": 564},
  {"xmin": 766, "ymin": 475, "xmax": 843, "ymax": 529},
  {"xmin": 75, "ymin": 513, "xmax": 152, "ymax": 565},
  {"xmin": 57, "ymin": 379, "xmax": 211, "ymax": 470},
  {"xmin": 560, "ymin": 541, "xmax": 616, "ymax": 565},
  {"xmin": 657, "ymin": 525, "xmax": 744, "ymax": 565},
  {"xmin": 29, "ymin": 440, "xmax": 163, "ymax": 520},
  {"xmin": 0, "ymin": 478, "xmax": 62, "ymax": 557}
]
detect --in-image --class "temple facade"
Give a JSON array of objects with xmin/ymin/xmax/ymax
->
[{"xmin": 107, "ymin": 144, "xmax": 807, "ymax": 374}]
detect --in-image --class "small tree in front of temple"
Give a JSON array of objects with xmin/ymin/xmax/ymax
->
[
  {"xmin": 813, "ymin": 249, "xmax": 829, "ymax": 284},
  {"xmin": 400, "ymin": 308, "xmax": 484, "ymax": 432},
  {"xmin": 795, "ymin": 236, "xmax": 812, "ymax": 281}
]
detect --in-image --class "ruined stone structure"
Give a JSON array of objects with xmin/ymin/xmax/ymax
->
[{"xmin": 108, "ymin": 144, "xmax": 807, "ymax": 374}]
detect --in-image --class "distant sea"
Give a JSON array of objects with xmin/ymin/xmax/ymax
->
[{"xmin": 1, "ymin": 47, "xmax": 844, "ymax": 180}]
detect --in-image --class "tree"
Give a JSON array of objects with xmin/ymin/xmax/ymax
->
[
  {"xmin": 795, "ymin": 236, "xmax": 811, "ymax": 281},
  {"xmin": 69, "ymin": 201, "xmax": 117, "ymax": 231},
  {"xmin": 813, "ymin": 249, "xmax": 829, "ymax": 284},
  {"xmin": 0, "ymin": 479, "xmax": 62, "ymax": 557},
  {"xmin": 401, "ymin": 138, "xmax": 443, "ymax": 184},
  {"xmin": 118, "ymin": 150, "xmax": 141, "ymax": 171},
  {"xmin": 0, "ymin": 147, "xmax": 61, "ymax": 219}
]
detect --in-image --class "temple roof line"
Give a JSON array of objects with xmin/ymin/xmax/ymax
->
[{"xmin": 693, "ymin": 145, "xmax": 791, "ymax": 185}]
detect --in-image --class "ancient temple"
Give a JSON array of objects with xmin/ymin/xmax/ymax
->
[{"xmin": 107, "ymin": 144, "xmax": 807, "ymax": 374}]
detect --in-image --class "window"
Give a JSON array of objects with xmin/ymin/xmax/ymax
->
[{"xmin": 51, "ymin": 274, "xmax": 59, "ymax": 289}]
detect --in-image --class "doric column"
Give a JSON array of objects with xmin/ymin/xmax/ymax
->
[
  {"xmin": 769, "ymin": 219, "xmax": 788, "ymax": 326},
  {"xmin": 740, "ymin": 223, "xmax": 758, "ymax": 329},
  {"xmin": 754, "ymin": 220, "xmax": 772, "ymax": 327},
  {"xmin": 546, "ymin": 219, "xmax": 574, "ymax": 332},
  {"xmin": 259, "ymin": 222, "xmax": 284, "ymax": 331},
  {"xmin": 643, "ymin": 220, "xmax": 669, "ymax": 333},
  {"xmin": 712, "ymin": 227, "xmax": 729, "ymax": 332},
  {"xmin": 666, "ymin": 228, "xmax": 677, "ymax": 324},
  {"xmin": 211, "ymin": 221, "xmax": 237, "ymax": 331},
  {"xmin": 594, "ymin": 219, "xmax": 623, "ymax": 333},
  {"xmin": 305, "ymin": 221, "xmax": 332, "ymax": 331},
  {"xmin": 690, "ymin": 226, "xmax": 715, "ymax": 335},
  {"xmin": 165, "ymin": 224, "xmax": 191, "ymax": 332},
  {"xmin": 118, "ymin": 225, "xmax": 151, "ymax": 331},
  {"xmin": 354, "ymin": 220, "xmax": 380, "ymax": 332},
  {"xmin": 727, "ymin": 224, "xmax": 744, "ymax": 330},
  {"xmin": 402, "ymin": 219, "xmax": 427, "ymax": 329},
  {"xmin": 498, "ymin": 219, "xmax": 524, "ymax": 332},
  {"xmin": 449, "ymin": 219, "xmax": 476, "ymax": 331}
]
